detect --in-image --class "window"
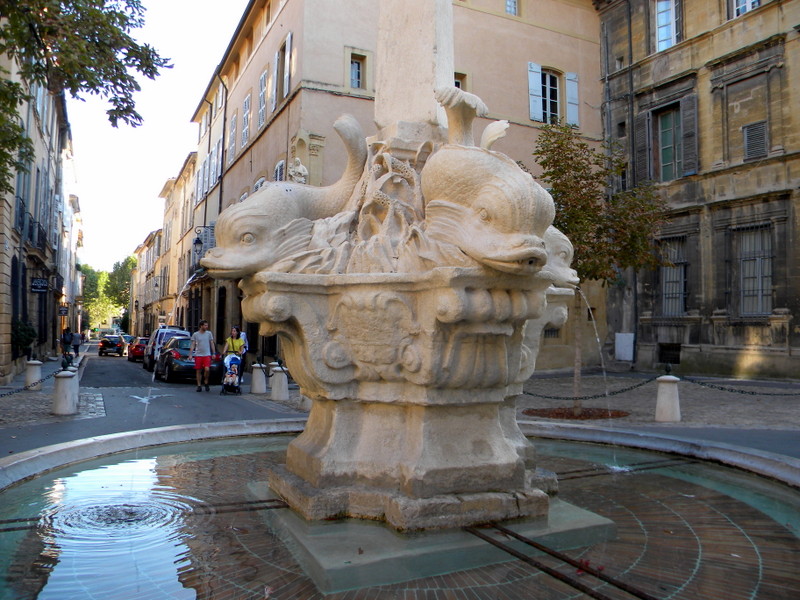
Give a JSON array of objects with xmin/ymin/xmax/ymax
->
[
  {"xmin": 258, "ymin": 69, "xmax": 268, "ymax": 128},
  {"xmin": 733, "ymin": 0, "xmax": 760, "ymax": 17},
  {"xmin": 350, "ymin": 54, "xmax": 365, "ymax": 89},
  {"xmin": 275, "ymin": 33, "xmax": 292, "ymax": 102},
  {"xmin": 634, "ymin": 94, "xmax": 697, "ymax": 184},
  {"xmin": 228, "ymin": 113, "xmax": 237, "ymax": 163},
  {"xmin": 743, "ymin": 121, "xmax": 768, "ymax": 160},
  {"xmin": 541, "ymin": 70, "xmax": 559, "ymax": 123},
  {"xmin": 241, "ymin": 95, "xmax": 251, "ymax": 147},
  {"xmin": 736, "ymin": 226, "xmax": 772, "ymax": 315},
  {"xmin": 454, "ymin": 73, "xmax": 467, "ymax": 89},
  {"xmin": 506, "ymin": 0, "xmax": 519, "ymax": 16},
  {"xmin": 655, "ymin": 0, "xmax": 681, "ymax": 51},
  {"xmin": 253, "ymin": 176, "xmax": 266, "ymax": 191},
  {"xmin": 660, "ymin": 237, "xmax": 687, "ymax": 316},
  {"xmin": 274, "ymin": 159, "xmax": 285, "ymax": 181},
  {"xmin": 656, "ymin": 106, "xmax": 682, "ymax": 182},
  {"xmin": 527, "ymin": 63, "xmax": 579, "ymax": 126}
]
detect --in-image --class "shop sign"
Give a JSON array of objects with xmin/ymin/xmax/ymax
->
[
  {"xmin": 30, "ymin": 278, "xmax": 49, "ymax": 293},
  {"xmin": 58, "ymin": 306, "xmax": 69, "ymax": 316}
]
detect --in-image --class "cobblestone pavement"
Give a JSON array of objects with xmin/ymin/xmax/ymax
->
[{"xmin": 518, "ymin": 369, "xmax": 800, "ymax": 430}]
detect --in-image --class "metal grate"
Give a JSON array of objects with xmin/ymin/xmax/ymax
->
[{"xmin": 658, "ymin": 343, "xmax": 681, "ymax": 364}]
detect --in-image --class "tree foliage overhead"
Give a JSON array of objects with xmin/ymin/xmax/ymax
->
[
  {"xmin": 532, "ymin": 122, "xmax": 668, "ymax": 282},
  {"xmin": 0, "ymin": 0, "xmax": 170, "ymax": 192}
]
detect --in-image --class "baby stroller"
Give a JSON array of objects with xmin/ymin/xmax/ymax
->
[{"xmin": 220, "ymin": 353, "xmax": 242, "ymax": 395}]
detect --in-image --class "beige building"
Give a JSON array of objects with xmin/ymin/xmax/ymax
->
[
  {"xmin": 0, "ymin": 55, "xmax": 80, "ymax": 382},
  {"xmin": 596, "ymin": 0, "xmax": 800, "ymax": 377},
  {"xmin": 136, "ymin": 0, "xmax": 605, "ymax": 368}
]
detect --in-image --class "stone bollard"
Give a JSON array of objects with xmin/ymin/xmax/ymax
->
[
  {"xmin": 52, "ymin": 371, "xmax": 78, "ymax": 415},
  {"xmin": 25, "ymin": 360, "xmax": 43, "ymax": 391},
  {"xmin": 655, "ymin": 375, "xmax": 681, "ymax": 422},
  {"xmin": 271, "ymin": 367, "xmax": 290, "ymax": 403},
  {"xmin": 67, "ymin": 366, "xmax": 80, "ymax": 399},
  {"xmin": 250, "ymin": 364, "xmax": 268, "ymax": 394}
]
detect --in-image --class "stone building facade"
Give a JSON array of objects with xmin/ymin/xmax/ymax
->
[
  {"xmin": 595, "ymin": 0, "xmax": 800, "ymax": 377},
  {"xmin": 133, "ymin": 0, "xmax": 607, "ymax": 370},
  {"xmin": 0, "ymin": 56, "xmax": 81, "ymax": 383}
]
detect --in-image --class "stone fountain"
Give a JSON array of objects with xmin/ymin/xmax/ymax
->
[{"xmin": 202, "ymin": 0, "xmax": 579, "ymax": 532}]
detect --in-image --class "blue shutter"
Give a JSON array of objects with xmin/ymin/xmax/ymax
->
[
  {"xmin": 528, "ymin": 62, "xmax": 543, "ymax": 122},
  {"xmin": 270, "ymin": 52, "xmax": 278, "ymax": 111},
  {"xmin": 283, "ymin": 32, "xmax": 292, "ymax": 99},
  {"xmin": 566, "ymin": 72, "xmax": 580, "ymax": 127}
]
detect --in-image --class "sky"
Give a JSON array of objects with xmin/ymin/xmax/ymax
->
[{"xmin": 66, "ymin": 0, "xmax": 250, "ymax": 272}]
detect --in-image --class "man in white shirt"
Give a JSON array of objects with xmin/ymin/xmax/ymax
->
[{"xmin": 189, "ymin": 320, "xmax": 215, "ymax": 391}]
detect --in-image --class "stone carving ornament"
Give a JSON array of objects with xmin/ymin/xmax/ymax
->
[{"xmin": 202, "ymin": 88, "xmax": 578, "ymax": 530}]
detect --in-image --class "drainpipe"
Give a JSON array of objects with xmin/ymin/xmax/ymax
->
[
  {"xmin": 625, "ymin": 0, "xmax": 640, "ymax": 368},
  {"xmin": 216, "ymin": 73, "xmax": 228, "ymax": 217}
]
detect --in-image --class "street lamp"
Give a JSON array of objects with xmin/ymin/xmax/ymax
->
[{"xmin": 193, "ymin": 226, "xmax": 214, "ymax": 263}]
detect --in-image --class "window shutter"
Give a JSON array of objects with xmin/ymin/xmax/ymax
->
[
  {"xmin": 633, "ymin": 111, "xmax": 651, "ymax": 184},
  {"xmin": 283, "ymin": 32, "xmax": 292, "ymax": 99},
  {"xmin": 270, "ymin": 52, "xmax": 278, "ymax": 111},
  {"xmin": 743, "ymin": 121, "xmax": 768, "ymax": 160},
  {"xmin": 216, "ymin": 139, "xmax": 223, "ymax": 178},
  {"xmin": 258, "ymin": 70, "xmax": 267, "ymax": 127},
  {"xmin": 565, "ymin": 72, "xmax": 580, "ymax": 127},
  {"xmin": 680, "ymin": 94, "xmax": 698, "ymax": 176},
  {"xmin": 528, "ymin": 62, "xmax": 543, "ymax": 122}
]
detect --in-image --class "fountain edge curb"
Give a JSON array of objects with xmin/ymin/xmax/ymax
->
[
  {"xmin": 1, "ymin": 417, "xmax": 797, "ymax": 492},
  {"xmin": 0, "ymin": 418, "xmax": 308, "ymax": 493},
  {"xmin": 518, "ymin": 420, "xmax": 800, "ymax": 489}
]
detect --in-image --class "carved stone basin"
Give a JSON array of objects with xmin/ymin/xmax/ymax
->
[{"xmin": 241, "ymin": 267, "xmax": 553, "ymax": 530}]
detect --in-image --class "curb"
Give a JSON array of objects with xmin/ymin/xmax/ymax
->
[
  {"xmin": 0, "ymin": 418, "xmax": 307, "ymax": 493},
  {"xmin": 518, "ymin": 420, "xmax": 800, "ymax": 489},
  {"xmin": 1, "ymin": 417, "xmax": 797, "ymax": 494}
]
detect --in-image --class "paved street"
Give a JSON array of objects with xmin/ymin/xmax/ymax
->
[
  {"xmin": 1, "ymin": 340, "xmax": 799, "ymax": 461},
  {"xmin": 0, "ymin": 341, "xmax": 304, "ymax": 456}
]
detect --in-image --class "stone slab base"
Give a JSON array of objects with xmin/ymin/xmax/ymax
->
[
  {"xmin": 251, "ymin": 481, "xmax": 616, "ymax": 594},
  {"xmin": 268, "ymin": 464, "xmax": 549, "ymax": 531}
]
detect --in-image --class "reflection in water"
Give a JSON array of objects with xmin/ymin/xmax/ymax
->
[
  {"xmin": 33, "ymin": 459, "xmax": 197, "ymax": 599},
  {"xmin": 0, "ymin": 436, "xmax": 797, "ymax": 599}
]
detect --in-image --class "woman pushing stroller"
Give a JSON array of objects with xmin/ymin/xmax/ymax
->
[{"xmin": 221, "ymin": 326, "xmax": 245, "ymax": 393}]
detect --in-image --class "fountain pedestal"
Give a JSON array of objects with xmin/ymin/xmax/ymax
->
[{"xmin": 245, "ymin": 268, "xmax": 552, "ymax": 530}]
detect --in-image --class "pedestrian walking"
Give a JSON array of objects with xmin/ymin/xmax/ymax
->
[
  {"xmin": 71, "ymin": 330, "xmax": 82, "ymax": 357},
  {"xmin": 61, "ymin": 327, "xmax": 72, "ymax": 356},
  {"xmin": 189, "ymin": 320, "xmax": 215, "ymax": 392}
]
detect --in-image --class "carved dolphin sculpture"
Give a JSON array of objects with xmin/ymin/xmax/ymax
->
[
  {"xmin": 201, "ymin": 114, "xmax": 367, "ymax": 279},
  {"xmin": 420, "ymin": 145, "xmax": 555, "ymax": 276},
  {"xmin": 539, "ymin": 226, "xmax": 580, "ymax": 288}
]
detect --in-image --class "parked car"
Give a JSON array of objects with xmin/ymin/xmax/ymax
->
[
  {"xmin": 127, "ymin": 336, "xmax": 149, "ymax": 362},
  {"xmin": 98, "ymin": 335, "xmax": 126, "ymax": 357},
  {"xmin": 143, "ymin": 326, "xmax": 190, "ymax": 371},
  {"xmin": 154, "ymin": 337, "xmax": 223, "ymax": 383}
]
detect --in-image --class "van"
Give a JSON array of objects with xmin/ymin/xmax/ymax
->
[{"xmin": 143, "ymin": 327, "xmax": 190, "ymax": 372}]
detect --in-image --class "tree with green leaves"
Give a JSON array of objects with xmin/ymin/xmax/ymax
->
[
  {"xmin": 0, "ymin": 0, "xmax": 170, "ymax": 193},
  {"xmin": 81, "ymin": 264, "xmax": 121, "ymax": 330},
  {"xmin": 107, "ymin": 256, "xmax": 137, "ymax": 308},
  {"xmin": 533, "ymin": 122, "xmax": 666, "ymax": 282},
  {"xmin": 532, "ymin": 122, "xmax": 667, "ymax": 414}
]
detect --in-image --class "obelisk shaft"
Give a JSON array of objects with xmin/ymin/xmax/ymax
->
[{"xmin": 374, "ymin": 0, "xmax": 454, "ymax": 131}]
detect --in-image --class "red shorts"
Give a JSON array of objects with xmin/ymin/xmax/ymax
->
[{"xmin": 193, "ymin": 355, "xmax": 212, "ymax": 369}]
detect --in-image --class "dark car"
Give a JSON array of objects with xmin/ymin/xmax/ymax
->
[
  {"xmin": 127, "ymin": 336, "xmax": 149, "ymax": 362},
  {"xmin": 98, "ymin": 335, "xmax": 126, "ymax": 357},
  {"xmin": 143, "ymin": 326, "xmax": 190, "ymax": 371},
  {"xmin": 154, "ymin": 337, "xmax": 223, "ymax": 383}
]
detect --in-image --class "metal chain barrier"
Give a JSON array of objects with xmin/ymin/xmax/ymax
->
[
  {"xmin": 682, "ymin": 376, "xmax": 800, "ymax": 397},
  {"xmin": 0, "ymin": 369, "xmax": 62, "ymax": 400},
  {"xmin": 522, "ymin": 375, "xmax": 660, "ymax": 402}
]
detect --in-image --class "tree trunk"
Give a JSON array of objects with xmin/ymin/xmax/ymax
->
[{"xmin": 572, "ymin": 291, "xmax": 583, "ymax": 417}]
